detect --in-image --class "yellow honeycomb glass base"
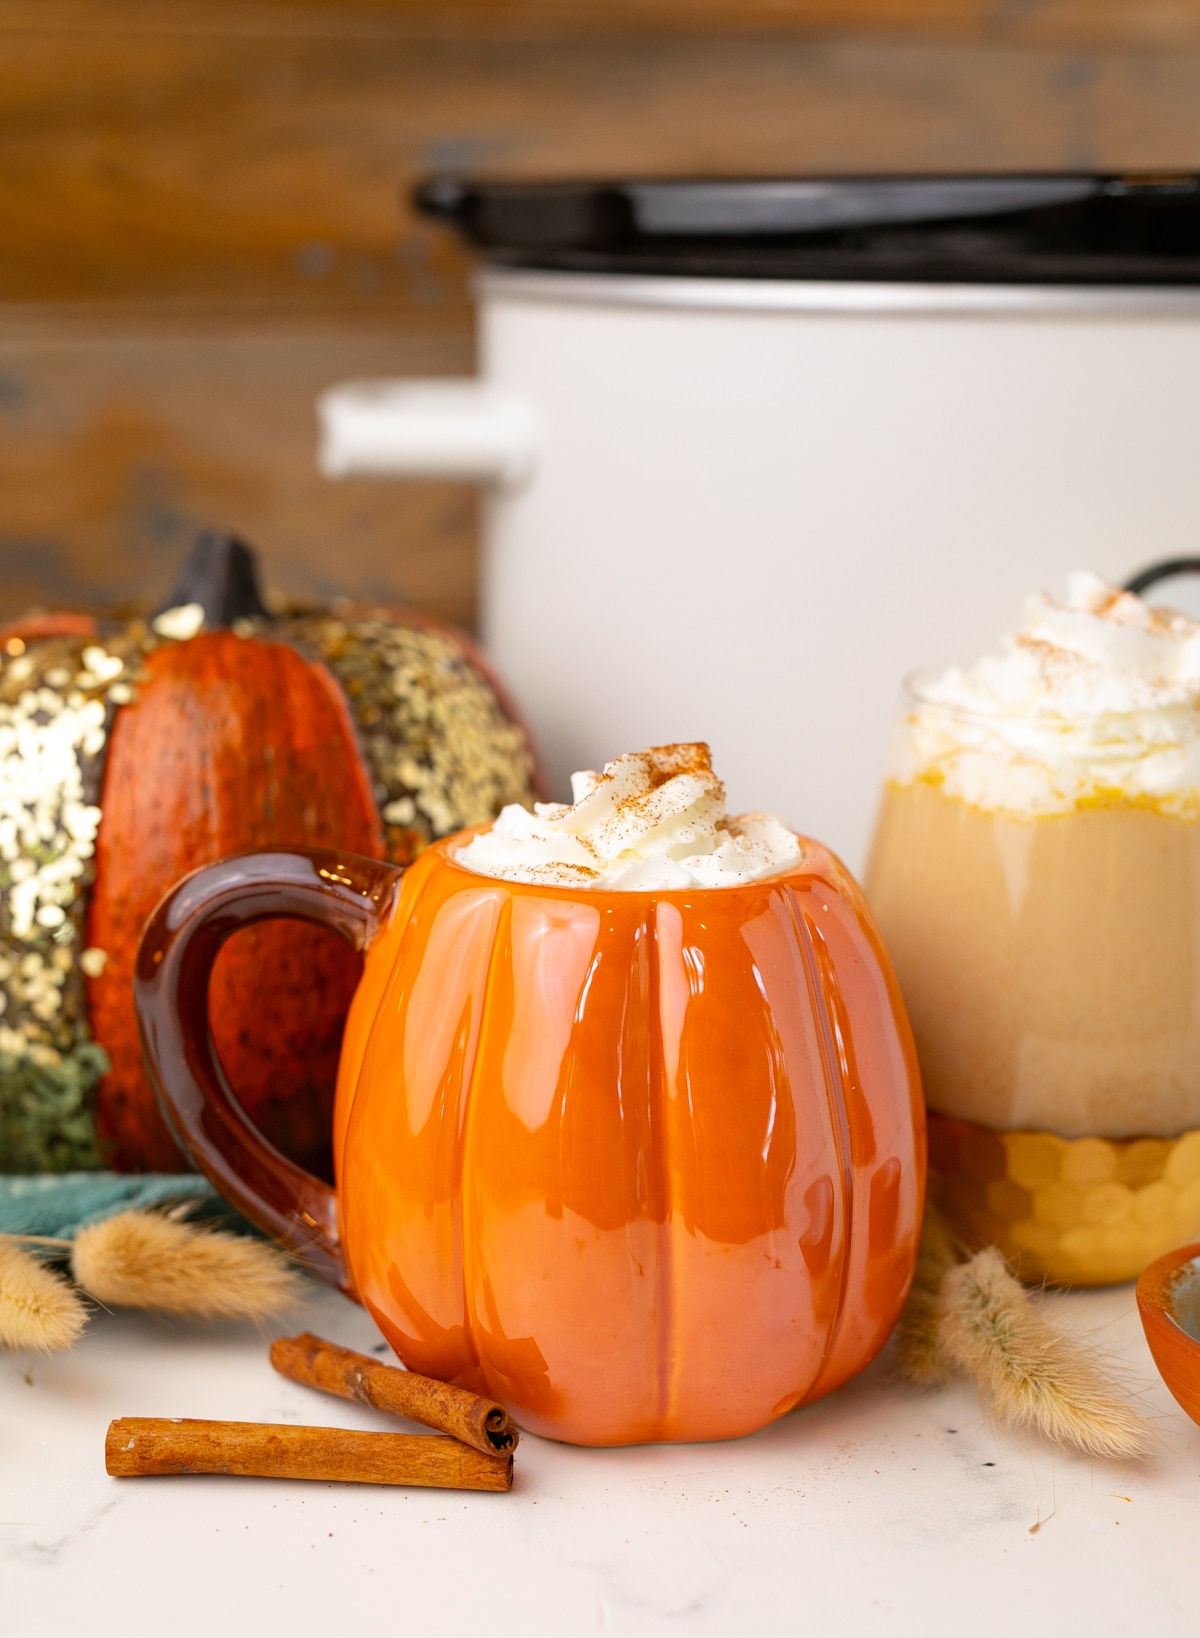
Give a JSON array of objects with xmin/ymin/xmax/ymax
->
[{"xmin": 927, "ymin": 1112, "xmax": 1200, "ymax": 1287}]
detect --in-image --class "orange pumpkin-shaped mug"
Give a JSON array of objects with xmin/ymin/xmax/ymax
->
[{"xmin": 135, "ymin": 831, "xmax": 925, "ymax": 1445}]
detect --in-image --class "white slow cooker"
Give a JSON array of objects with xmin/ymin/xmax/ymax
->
[{"xmin": 318, "ymin": 174, "xmax": 1200, "ymax": 870}]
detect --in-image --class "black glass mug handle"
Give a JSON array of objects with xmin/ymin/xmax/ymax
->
[
  {"xmin": 133, "ymin": 846, "xmax": 403, "ymax": 1294},
  {"xmin": 1123, "ymin": 558, "xmax": 1200, "ymax": 598}
]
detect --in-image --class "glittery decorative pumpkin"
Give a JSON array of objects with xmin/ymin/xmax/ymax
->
[{"xmin": 0, "ymin": 533, "xmax": 537, "ymax": 1174}]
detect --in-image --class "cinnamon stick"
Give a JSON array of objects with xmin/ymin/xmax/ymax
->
[
  {"xmin": 270, "ymin": 1332, "xmax": 519, "ymax": 1456},
  {"xmin": 105, "ymin": 1417, "xmax": 512, "ymax": 1491}
]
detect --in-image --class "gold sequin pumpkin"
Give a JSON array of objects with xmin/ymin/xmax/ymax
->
[{"xmin": 0, "ymin": 533, "xmax": 537, "ymax": 1174}]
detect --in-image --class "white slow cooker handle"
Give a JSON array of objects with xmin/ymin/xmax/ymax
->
[{"xmin": 317, "ymin": 379, "xmax": 540, "ymax": 490}]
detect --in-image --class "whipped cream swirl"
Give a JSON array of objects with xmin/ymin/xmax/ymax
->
[
  {"xmin": 455, "ymin": 743, "xmax": 801, "ymax": 889},
  {"xmin": 895, "ymin": 571, "xmax": 1200, "ymax": 817}
]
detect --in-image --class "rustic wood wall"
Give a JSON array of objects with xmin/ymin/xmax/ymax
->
[{"xmin": 3, "ymin": 0, "xmax": 1200, "ymax": 628}]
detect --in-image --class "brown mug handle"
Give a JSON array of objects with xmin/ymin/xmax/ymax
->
[{"xmin": 134, "ymin": 846, "xmax": 403, "ymax": 1294}]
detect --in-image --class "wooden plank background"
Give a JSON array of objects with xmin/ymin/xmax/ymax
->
[{"xmin": 3, "ymin": 0, "xmax": 1200, "ymax": 628}]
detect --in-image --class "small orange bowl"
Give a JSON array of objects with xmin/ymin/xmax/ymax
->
[{"xmin": 1137, "ymin": 1242, "xmax": 1200, "ymax": 1428}]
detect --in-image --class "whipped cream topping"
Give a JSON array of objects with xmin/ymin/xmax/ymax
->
[
  {"xmin": 895, "ymin": 572, "xmax": 1200, "ymax": 817},
  {"xmin": 454, "ymin": 743, "xmax": 801, "ymax": 889}
]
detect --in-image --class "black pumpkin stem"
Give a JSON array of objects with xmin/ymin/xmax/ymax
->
[{"xmin": 155, "ymin": 530, "xmax": 273, "ymax": 628}]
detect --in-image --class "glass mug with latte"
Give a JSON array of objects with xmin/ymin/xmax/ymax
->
[{"xmin": 866, "ymin": 567, "xmax": 1200, "ymax": 1285}]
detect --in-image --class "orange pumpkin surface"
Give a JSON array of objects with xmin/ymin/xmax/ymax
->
[
  {"xmin": 87, "ymin": 630, "xmax": 381, "ymax": 1172},
  {"xmin": 336, "ymin": 838, "xmax": 924, "ymax": 1443},
  {"xmin": 138, "ymin": 828, "xmax": 925, "ymax": 1446}
]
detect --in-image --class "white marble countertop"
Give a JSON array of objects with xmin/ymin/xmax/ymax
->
[{"xmin": 3, "ymin": 1277, "xmax": 1196, "ymax": 1637}]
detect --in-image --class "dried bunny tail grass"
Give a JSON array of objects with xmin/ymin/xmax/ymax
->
[
  {"xmin": 0, "ymin": 1236, "xmax": 88, "ymax": 1351},
  {"xmin": 71, "ymin": 1210, "xmax": 305, "ymax": 1319},
  {"xmin": 895, "ymin": 1206, "xmax": 961, "ymax": 1388},
  {"xmin": 938, "ymin": 1247, "xmax": 1152, "ymax": 1461}
]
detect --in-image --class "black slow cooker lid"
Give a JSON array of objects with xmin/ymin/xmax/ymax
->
[{"xmin": 415, "ymin": 173, "xmax": 1200, "ymax": 284}]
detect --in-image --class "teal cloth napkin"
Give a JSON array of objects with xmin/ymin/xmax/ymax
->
[{"xmin": 0, "ymin": 1171, "xmax": 238, "ymax": 1240}]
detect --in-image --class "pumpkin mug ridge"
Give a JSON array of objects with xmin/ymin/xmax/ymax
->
[
  {"xmin": 137, "ymin": 834, "xmax": 924, "ymax": 1446},
  {"xmin": 790, "ymin": 894, "xmax": 859, "ymax": 1395}
]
